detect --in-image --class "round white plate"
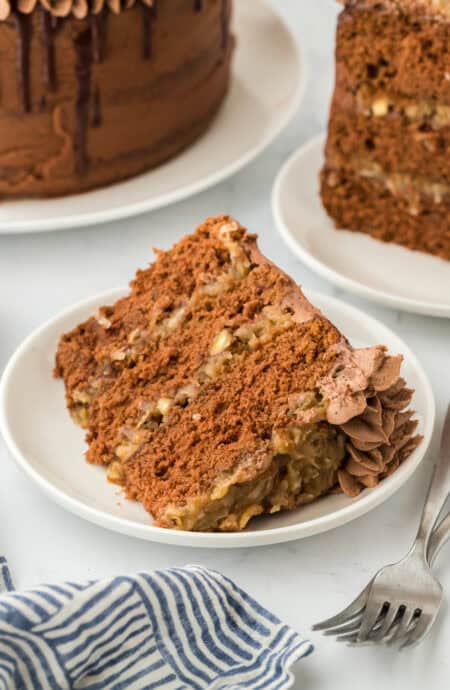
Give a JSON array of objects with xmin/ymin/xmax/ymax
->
[
  {"xmin": 0, "ymin": 286, "xmax": 434, "ymax": 548},
  {"xmin": 0, "ymin": 1, "xmax": 303, "ymax": 235},
  {"xmin": 273, "ymin": 134, "xmax": 450, "ymax": 318}
]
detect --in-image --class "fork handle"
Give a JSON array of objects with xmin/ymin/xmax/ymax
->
[
  {"xmin": 418, "ymin": 406, "xmax": 450, "ymax": 562},
  {"xmin": 428, "ymin": 513, "xmax": 450, "ymax": 566},
  {"xmin": 414, "ymin": 455, "xmax": 450, "ymax": 559}
]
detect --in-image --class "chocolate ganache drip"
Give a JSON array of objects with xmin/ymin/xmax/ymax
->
[
  {"xmin": 40, "ymin": 7, "xmax": 57, "ymax": 90},
  {"xmin": 74, "ymin": 27, "xmax": 93, "ymax": 175},
  {"xmin": 221, "ymin": 0, "xmax": 228, "ymax": 52},
  {"xmin": 92, "ymin": 85, "xmax": 102, "ymax": 127},
  {"xmin": 142, "ymin": 0, "xmax": 158, "ymax": 59},
  {"xmin": 90, "ymin": 8, "xmax": 107, "ymax": 63},
  {"xmin": 14, "ymin": 12, "xmax": 32, "ymax": 112}
]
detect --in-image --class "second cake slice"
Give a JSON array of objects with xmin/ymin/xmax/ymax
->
[{"xmin": 321, "ymin": 0, "xmax": 450, "ymax": 260}]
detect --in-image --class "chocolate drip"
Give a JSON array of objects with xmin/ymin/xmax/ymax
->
[
  {"xmin": 50, "ymin": 15, "xmax": 60, "ymax": 31},
  {"xmin": 14, "ymin": 13, "xmax": 32, "ymax": 113},
  {"xmin": 40, "ymin": 8, "xmax": 57, "ymax": 91},
  {"xmin": 92, "ymin": 86, "xmax": 102, "ymax": 127},
  {"xmin": 90, "ymin": 10, "xmax": 108, "ymax": 64},
  {"xmin": 194, "ymin": 0, "xmax": 204, "ymax": 10},
  {"xmin": 74, "ymin": 29, "xmax": 93, "ymax": 175},
  {"xmin": 220, "ymin": 0, "xmax": 229, "ymax": 52},
  {"xmin": 142, "ymin": 0, "xmax": 158, "ymax": 59}
]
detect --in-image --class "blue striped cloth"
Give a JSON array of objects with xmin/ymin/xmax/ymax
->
[{"xmin": 0, "ymin": 559, "xmax": 312, "ymax": 689}]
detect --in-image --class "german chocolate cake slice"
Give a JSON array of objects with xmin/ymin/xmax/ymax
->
[
  {"xmin": 55, "ymin": 216, "xmax": 421, "ymax": 532},
  {"xmin": 321, "ymin": 0, "xmax": 450, "ymax": 260}
]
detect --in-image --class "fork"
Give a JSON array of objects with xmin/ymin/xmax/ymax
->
[
  {"xmin": 313, "ymin": 403, "xmax": 450, "ymax": 649},
  {"xmin": 314, "ymin": 508, "xmax": 450, "ymax": 647}
]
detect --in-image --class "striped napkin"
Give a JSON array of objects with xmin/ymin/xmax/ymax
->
[{"xmin": 0, "ymin": 558, "xmax": 312, "ymax": 689}]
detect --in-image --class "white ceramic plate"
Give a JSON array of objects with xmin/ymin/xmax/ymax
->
[
  {"xmin": 0, "ymin": 1, "xmax": 303, "ymax": 235},
  {"xmin": 273, "ymin": 134, "xmax": 450, "ymax": 318},
  {"xmin": 0, "ymin": 286, "xmax": 435, "ymax": 548}
]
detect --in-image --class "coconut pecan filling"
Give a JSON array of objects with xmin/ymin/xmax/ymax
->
[
  {"xmin": 159, "ymin": 421, "xmax": 346, "ymax": 532},
  {"xmin": 356, "ymin": 161, "xmax": 450, "ymax": 214},
  {"xmin": 356, "ymin": 85, "xmax": 450, "ymax": 129}
]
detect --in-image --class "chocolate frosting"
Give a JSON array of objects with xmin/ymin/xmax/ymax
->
[
  {"xmin": 0, "ymin": 0, "xmax": 153, "ymax": 19},
  {"xmin": 245, "ymin": 240, "xmax": 324, "ymax": 325},
  {"xmin": 0, "ymin": 0, "xmax": 232, "ymax": 198},
  {"xmin": 317, "ymin": 344, "xmax": 421, "ymax": 497}
]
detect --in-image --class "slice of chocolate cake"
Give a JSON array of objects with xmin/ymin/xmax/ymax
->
[
  {"xmin": 55, "ymin": 216, "xmax": 421, "ymax": 532},
  {"xmin": 321, "ymin": 0, "xmax": 450, "ymax": 261}
]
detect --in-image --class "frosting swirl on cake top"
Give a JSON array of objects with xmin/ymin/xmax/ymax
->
[
  {"xmin": 0, "ymin": 0, "xmax": 154, "ymax": 19},
  {"xmin": 316, "ymin": 344, "xmax": 421, "ymax": 496}
]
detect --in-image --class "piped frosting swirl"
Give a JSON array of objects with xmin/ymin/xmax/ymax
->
[
  {"xmin": 319, "ymin": 344, "xmax": 421, "ymax": 496},
  {"xmin": 291, "ymin": 343, "xmax": 421, "ymax": 497},
  {"xmin": 0, "ymin": 0, "xmax": 154, "ymax": 20}
]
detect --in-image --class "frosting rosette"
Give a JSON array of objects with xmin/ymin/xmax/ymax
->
[
  {"xmin": 318, "ymin": 344, "xmax": 421, "ymax": 497},
  {"xmin": 0, "ymin": 0, "xmax": 154, "ymax": 19}
]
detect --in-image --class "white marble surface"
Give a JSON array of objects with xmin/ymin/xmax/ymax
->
[{"xmin": 1, "ymin": 2, "xmax": 450, "ymax": 688}]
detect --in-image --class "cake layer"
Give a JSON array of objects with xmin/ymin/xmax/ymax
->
[
  {"xmin": 321, "ymin": 165, "xmax": 450, "ymax": 260},
  {"xmin": 326, "ymin": 84, "xmax": 450, "ymax": 182},
  {"xmin": 336, "ymin": 1, "xmax": 450, "ymax": 103},
  {"xmin": 0, "ymin": 0, "xmax": 232, "ymax": 198},
  {"xmin": 56, "ymin": 216, "xmax": 420, "ymax": 531}
]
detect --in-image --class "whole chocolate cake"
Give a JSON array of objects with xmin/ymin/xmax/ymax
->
[
  {"xmin": 321, "ymin": 0, "xmax": 450, "ymax": 261},
  {"xmin": 55, "ymin": 216, "xmax": 421, "ymax": 532},
  {"xmin": 0, "ymin": 0, "xmax": 232, "ymax": 198}
]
